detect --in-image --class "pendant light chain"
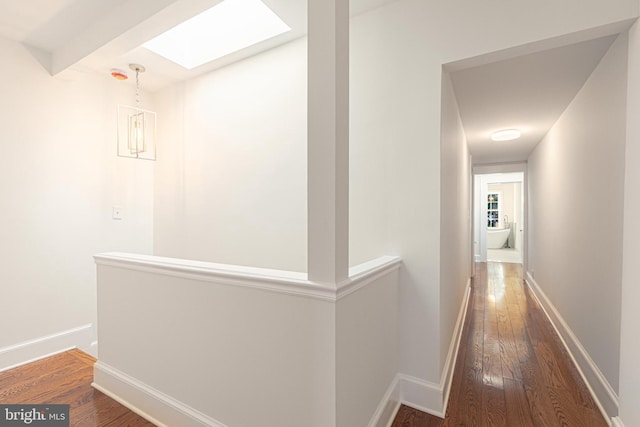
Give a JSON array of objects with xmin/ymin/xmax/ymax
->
[
  {"xmin": 117, "ymin": 63, "xmax": 154, "ymax": 161},
  {"xmin": 130, "ymin": 63, "xmax": 145, "ymax": 110},
  {"xmin": 135, "ymin": 68, "xmax": 140, "ymax": 110}
]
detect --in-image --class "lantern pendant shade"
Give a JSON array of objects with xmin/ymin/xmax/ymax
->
[
  {"xmin": 128, "ymin": 111, "xmax": 145, "ymax": 154},
  {"xmin": 117, "ymin": 105, "xmax": 156, "ymax": 160}
]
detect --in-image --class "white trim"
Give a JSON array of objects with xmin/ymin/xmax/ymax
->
[
  {"xmin": 95, "ymin": 252, "xmax": 401, "ymax": 302},
  {"xmin": 395, "ymin": 280, "xmax": 471, "ymax": 418},
  {"xmin": 94, "ymin": 252, "xmax": 333, "ymax": 301},
  {"xmin": 0, "ymin": 324, "xmax": 92, "ymax": 372},
  {"xmin": 369, "ymin": 374, "xmax": 445, "ymax": 424},
  {"xmin": 397, "ymin": 374, "xmax": 444, "ymax": 417},
  {"xmin": 525, "ymin": 272, "xmax": 618, "ymax": 423},
  {"xmin": 382, "ymin": 402, "xmax": 401, "ymax": 427},
  {"xmin": 93, "ymin": 361, "xmax": 225, "ymax": 427},
  {"xmin": 611, "ymin": 416, "xmax": 625, "ymax": 427},
  {"xmin": 440, "ymin": 279, "xmax": 471, "ymax": 415},
  {"xmin": 473, "ymin": 162, "xmax": 528, "ymax": 175},
  {"xmin": 367, "ymin": 376, "xmax": 401, "ymax": 427},
  {"xmin": 368, "ymin": 277, "xmax": 471, "ymax": 423},
  {"xmin": 338, "ymin": 256, "xmax": 401, "ymax": 299}
]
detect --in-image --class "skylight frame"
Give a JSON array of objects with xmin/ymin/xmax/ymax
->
[{"xmin": 142, "ymin": 0, "xmax": 291, "ymax": 70}]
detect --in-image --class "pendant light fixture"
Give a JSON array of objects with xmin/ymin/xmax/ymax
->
[{"xmin": 117, "ymin": 64, "xmax": 156, "ymax": 160}]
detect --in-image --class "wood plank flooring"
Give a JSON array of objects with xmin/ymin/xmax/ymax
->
[
  {"xmin": 392, "ymin": 262, "xmax": 608, "ymax": 427},
  {"xmin": 0, "ymin": 349, "xmax": 155, "ymax": 426}
]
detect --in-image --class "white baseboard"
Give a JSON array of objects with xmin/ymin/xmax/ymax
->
[
  {"xmin": 367, "ymin": 376, "xmax": 401, "ymax": 427},
  {"xmin": 365, "ymin": 370, "xmax": 444, "ymax": 426},
  {"xmin": 525, "ymin": 272, "xmax": 619, "ymax": 422},
  {"xmin": 397, "ymin": 374, "xmax": 445, "ymax": 417},
  {"xmin": 0, "ymin": 324, "xmax": 93, "ymax": 372},
  {"xmin": 440, "ymin": 279, "xmax": 471, "ymax": 415},
  {"xmin": 93, "ymin": 361, "xmax": 225, "ymax": 427},
  {"xmin": 369, "ymin": 278, "xmax": 472, "ymax": 424},
  {"xmin": 611, "ymin": 416, "xmax": 625, "ymax": 427}
]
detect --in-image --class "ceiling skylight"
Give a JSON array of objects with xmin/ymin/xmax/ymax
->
[{"xmin": 142, "ymin": 0, "xmax": 291, "ymax": 70}]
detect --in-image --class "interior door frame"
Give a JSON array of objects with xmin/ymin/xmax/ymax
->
[{"xmin": 472, "ymin": 163, "xmax": 528, "ymax": 276}]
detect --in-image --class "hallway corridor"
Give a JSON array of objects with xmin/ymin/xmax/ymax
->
[{"xmin": 392, "ymin": 262, "xmax": 607, "ymax": 426}]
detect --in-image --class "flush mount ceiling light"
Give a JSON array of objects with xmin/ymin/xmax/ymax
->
[
  {"xmin": 491, "ymin": 129, "xmax": 521, "ymax": 141},
  {"xmin": 142, "ymin": 0, "xmax": 291, "ymax": 70},
  {"xmin": 117, "ymin": 64, "xmax": 156, "ymax": 160}
]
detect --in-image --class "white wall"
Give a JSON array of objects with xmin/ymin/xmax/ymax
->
[
  {"xmin": 3, "ymin": 0, "xmax": 640, "ymax": 419},
  {"xmin": 96, "ymin": 256, "xmax": 336, "ymax": 427},
  {"xmin": 351, "ymin": 0, "xmax": 638, "ymax": 392},
  {"xmin": 439, "ymin": 71, "xmax": 471, "ymax": 371},
  {"xmin": 349, "ymin": 0, "xmax": 637, "ymax": 387},
  {"xmin": 349, "ymin": 0, "xmax": 442, "ymax": 383},
  {"xmin": 152, "ymin": 23, "xmax": 399, "ymax": 273},
  {"xmin": 0, "ymin": 36, "xmax": 153, "ymax": 361},
  {"xmin": 154, "ymin": 38, "xmax": 307, "ymax": 272},
  {"xmin": 150, "ymin": 0, "xmax": 639, "ymax": 391},
  {"xmin": 617, "ymin": 17, "xmax": 640, "ymax": 427},
  {"xmin": 336, "ymin": 268, "xmax": 399, "ymax": 427},
  {"xmin": 473, "ymin": 175, "xmax": 481, "ymax": 260},
  {"xmin": 349, "ymin": 23, "xmax": 392, "ymax": 267},
  {"xmin": 94, "ymin": 253, "xmax": 400, "ymax": 427},
  {"xmin": 528, "ymin": 33, "xmax": 627, "ymax": 396},
  {"xmin": 104, "ymin": 2, "xmax": 638, "ymax": 422}
]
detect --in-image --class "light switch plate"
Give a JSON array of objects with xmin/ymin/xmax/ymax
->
[{"xmin": 112, "ymin": 206, "xmax": 123, "ymax": 220}]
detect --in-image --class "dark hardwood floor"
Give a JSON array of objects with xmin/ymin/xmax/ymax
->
[
  {"xmin": 0, "ymin": 349, "xmax": 154, "ymax": 426},
  {"xmin": 392, "ymin": 262, "xmax": 607, "ymax": 427}
]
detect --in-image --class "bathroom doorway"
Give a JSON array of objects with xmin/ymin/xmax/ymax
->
[{"xmin": 474, "ymin": 171, "xmax": 525, "ymax": 264}]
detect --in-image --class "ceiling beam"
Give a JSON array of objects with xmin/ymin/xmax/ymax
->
[{"xmin": 49, "ymin": 0, "xmax": 183, "ymax": 75}]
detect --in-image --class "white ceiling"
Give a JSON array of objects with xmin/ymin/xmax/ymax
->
[
  {"xmin": 0, "ymin": 0, "xmax": 397, "ymax": 91},
  {"xmin": 0, "ymin": 1, "xmax": 623, "ymax": 166},
  {"xmin": 450, "ymin": 35, "xmax": 617, "ymax": 165}
]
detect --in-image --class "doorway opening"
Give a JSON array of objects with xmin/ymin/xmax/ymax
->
[{"xmin": 473, "ymin": 171, "xmax": 525, "ymax": 264}]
